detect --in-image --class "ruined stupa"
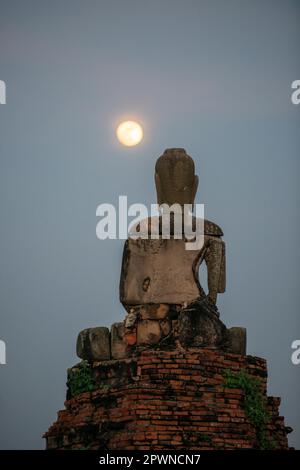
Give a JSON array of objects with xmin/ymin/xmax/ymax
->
[{"xmin": 44, "ymin": 149, "xmax": 291, "ymax": 450}]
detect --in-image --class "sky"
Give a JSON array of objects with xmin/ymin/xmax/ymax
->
[{"xmin": 0, "ymin": 0, "xmax": 300, "ymax": 449}]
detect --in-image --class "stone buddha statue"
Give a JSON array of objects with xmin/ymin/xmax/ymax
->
[
  {"xmin": 120, "ymin": 148, "xmax": 226, "ymax": 308},
  {"xmin": 77, "ymin": 148, "xmax": 245, "ymax": 362}
]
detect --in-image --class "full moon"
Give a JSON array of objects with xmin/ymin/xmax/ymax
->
[{"xmin": 116, "ymin": 121, "xmax": 143, "ymax": 147}]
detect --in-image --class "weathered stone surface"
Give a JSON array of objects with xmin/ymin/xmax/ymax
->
[
  {"xmin": 76, "ymin": 327, "xmax": 110, "ymax": 362},
  {"xmin": 140, "ymin": 304, "xmax": 169, "ymax": 320},
  {"xmin": 120, "ymin": 236, "xmax": 226, "ymax": 307},
  {"xmin": 160, "ymin": 318, "xmax": 171, "ymax": 337},
  {"xmin": 122, "ymin": 305, "xmax": 173, "ymax": 347},
  {"xmin": 155, "ymin": 148, "xmax": 198, "ymax": 207},
  {"xmin": 226, "ymin": 327, "xmax": 247, "ymax": 355},
  {"xmin": 137, "ymin": 319, "xmax": 162, "ymax": 345},
  {"xmin": 111, "ymin": 322, "xmax": 128, "ymax": 360},
  {"xmin": 120, "ymin": 148, "xmax": 226, "ymax": 309},
  {"xmin": 120, "ymin": 238, "xmax": 202, "ymax": 306},
  {"xmin": 125, "ymin": 309, "xmax": 139, "ymax": 328},
  {"xmin": 178, "ymin": 298, "xmax": 227, "ymax": 348}
]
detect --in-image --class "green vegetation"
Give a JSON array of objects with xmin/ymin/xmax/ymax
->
[
  {"xmin": 223, "ymin": 369, "xmax": 276, "ymax": 449},
  {"xmin": 67, "ymin": 361, "xmax": 96, "ymax": 397}
]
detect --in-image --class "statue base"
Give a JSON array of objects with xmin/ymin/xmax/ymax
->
[
  {"xmin": 76, "ymin": 299, "xmax": 247, "ymax": 364},
  {"xmin": 44, "ymin": 347, "xmax": 291, "ymax": 450}
]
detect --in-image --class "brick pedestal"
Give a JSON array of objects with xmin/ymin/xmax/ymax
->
[{"xmin": 44, "ymin": 348, "xmax": 290, "ymax": 450}]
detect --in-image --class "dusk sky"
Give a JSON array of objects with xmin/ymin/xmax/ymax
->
[{"xmin": 0, "ymin": 0, "xmax": 299, "ymax": 448}]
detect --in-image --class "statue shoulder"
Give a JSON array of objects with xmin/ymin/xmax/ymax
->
[{"xmin": 204, "ymin": 219, "xmax": 224, "ymax": 237}]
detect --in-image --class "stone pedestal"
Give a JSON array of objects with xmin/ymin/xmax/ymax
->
[{"xmin": 75, "ymin": 300, "xmax": 247, "ymax": 364}]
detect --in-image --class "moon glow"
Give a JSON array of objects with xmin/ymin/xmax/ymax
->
[{"xmin": 116, "ymin": 121, "xmax": 143, "ymax": 147}]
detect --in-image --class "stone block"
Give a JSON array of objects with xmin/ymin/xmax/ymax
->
[
  {"xmin": 137, "ymin": 319, "xmax": 162, "ymax": 345},
  {"xmin": 160, "ymin": 318, "xmax": 171, "ymax": 337},
  {"xmin": 76, "ymin": 327, "xmax": 110, "ymax": 362},
  {"xmin": 111, "ymin": 322, "xmax": 128, "ymax": 359},
  {"xmin": 140, "ymin": 304, "xmax": 169, "ymax": 320},
  {"xmin": 226, "ymin": 327, "xmax": 247, "ymax": 355}
]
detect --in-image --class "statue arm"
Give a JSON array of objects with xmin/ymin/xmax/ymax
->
[
  {"xmin": 204, "ymin": 237, "xmax": 226, "ymax": 304},
  {"xmin": 218, "ymin": 240, "xmax": 226, "ymax": 293}
]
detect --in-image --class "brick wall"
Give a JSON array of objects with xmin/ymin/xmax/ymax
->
[{"xmin": 44, "ymin": 348, "xmax": 290, "ymax": 450}]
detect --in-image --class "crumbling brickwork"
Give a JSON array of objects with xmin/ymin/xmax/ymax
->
[{"xmin": 44, "ymin": 348, "xmax": 290, "ymax": 450}]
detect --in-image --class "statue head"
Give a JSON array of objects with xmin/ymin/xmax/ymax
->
[{"xmin": 155, "ymin": 148, "xmax": 199, "ymax": 207}]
